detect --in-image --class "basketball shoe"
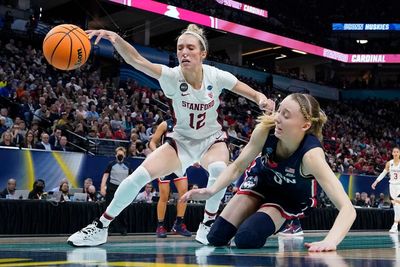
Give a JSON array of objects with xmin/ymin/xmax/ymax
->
[
  {"xmin": 279, "ymin": 222, "xmax": 304, "ymax": 236},
  {"xmin": 156, "ymin": 225, "xmax": 167, "ymax": 238},
  {"xmin": 195, "ymin": 220, "xmax": 215, "ymax": 245},
  {"xmin": 67, "ymin": 219, "xmax": 108, "ymax": 247},
  {"xmin": 389, "ymin": 224, "xmax": 398, "ymax": 233},
  {"xmin": 171, "ymin": 222, "xmax": 192, "ymax": 237}
]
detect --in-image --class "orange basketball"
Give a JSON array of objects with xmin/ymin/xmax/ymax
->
[{"xmin": 42, "ymin": 24, "xmax": 91, "ymax": 71}]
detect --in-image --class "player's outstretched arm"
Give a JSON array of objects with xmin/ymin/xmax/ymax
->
[
  {"xmin": 371, "ymin": 161, "xmax": 389, "ymax": 189},
  {"xmin": 86, "ymin": 29, "xmax": 162, "ymax": 79},
  {"xmin": 231, "ymin": 80, "xmax": 275, "ymax": 113},
  {"xmin": 180, "ymin": 120, "xmax": 274, "ymax": 202},
  {"xmin": 302, "ymin": 148, "xmax": 356, "ymax": 252}
]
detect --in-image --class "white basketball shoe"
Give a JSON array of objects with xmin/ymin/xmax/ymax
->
[
  {"xmin": 195, "ymin": 220, "xmax": 215, "ymax": 245},
  {"xmin": 67, "ymin": 219, "xmax": 108, "ymax": 247},
  {"xmin": 389, "ymin": 224, "xmax": 398, "ymax": 233}
]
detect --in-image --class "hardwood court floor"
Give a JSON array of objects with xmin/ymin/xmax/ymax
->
[{"xmin": 0, "ymin": 231, "xmax": 398, "ymax": 266}]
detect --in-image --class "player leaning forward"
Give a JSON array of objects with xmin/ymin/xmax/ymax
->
[
  {"xmin": 182, "ymin": 93, "xmax": 356, "ymax": 251},
  {"xmin": 67, "ymin": 24, "xmax": 275, "ymax": 246}
]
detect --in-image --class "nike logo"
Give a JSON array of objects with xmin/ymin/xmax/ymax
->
[{"xmin": 181, "ymin": 93, "xmax": 190, "ymax": 96}]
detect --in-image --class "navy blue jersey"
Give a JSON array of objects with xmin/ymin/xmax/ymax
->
[{"xmin": 238, "ymin": 133, "xmax": 322, "ymax": 218}]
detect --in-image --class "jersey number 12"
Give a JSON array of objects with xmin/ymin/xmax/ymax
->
[{"xmin": 189, "ymin": 112, "xmax": 206, "ymax": 130}]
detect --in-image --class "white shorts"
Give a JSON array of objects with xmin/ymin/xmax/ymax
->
[
  {"xmin": 167, "ymin": 130, "xmax": 227, "ymax": 176},
  {"xmin": 390, "ymin": 183, "xmax": 400, "ymax": 200}
]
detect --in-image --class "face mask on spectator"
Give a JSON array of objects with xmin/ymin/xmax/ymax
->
[
  {"xmin": 117, "ymin": 154, "xmax": 124, "ymax": 162},
  {"xmin": 35, "ymin": 185, "xmax": 44, "ymax": 192}
]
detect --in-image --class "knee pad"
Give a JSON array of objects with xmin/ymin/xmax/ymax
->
[
  {"xmin": 235, "ymin": 212, "xmax": 276, "ymax": 249},
  {"xmin": 207, "ymin": 216, "xmax": 237, "ymax": 246},
  {"xmin": 205, "ymin": 162, "xmax": 227, "ymax": 214},
  {"xmin": 207, "ymin": 161, "xmax": 227, "ymax": 182}
]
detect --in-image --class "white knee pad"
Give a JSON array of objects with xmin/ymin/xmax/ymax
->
[{"xmin": 205, "ymin": 161, "xmax": 227, "ymax": 214}]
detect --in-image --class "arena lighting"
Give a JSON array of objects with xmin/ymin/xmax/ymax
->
[
  {"xmin": 242, "ymin": 46, "xmax": 281, "ymax": 56},
  {"xmin": 356, "ymin": 40, "xmax": 368, "ymax": 44},
  {"xmin": 275, "ymin": 54, "xmax": 287, "ymax": 59},
  {"xmin": 108, "ymin": 0, "xmax": 400, "ymax": 63},
  {"xmin": 214, "ymin": 0, "xmax": 268, "ymax": 18},
  {"xmin": 291, "ymin": 49, "xmax": 307, "ymax": 55}
]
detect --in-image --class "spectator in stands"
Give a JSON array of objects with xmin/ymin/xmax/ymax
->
[
  {"xmin": 11, "ymin": 123, "xmax": 24, "ymax": 147},
  {"xmin": 20, "ymin": 130, "xmax": 35, "ymax": 149},
  {"xmin": 369, "ymin": 193, "xmax": 378, "ymax": 208},
  {"xmin": 87, "ymin": 185, "xmax": 98, "ymax": 202},
  {"xmin": 135, "ymin": 141, "xmax": 147, "ymax": 157},
  {"xmin": 0, "ymin": 108, "xmax": 13, "ymax": 129},
  {"xmin": 86, "ymin": 105, "xmax": 100, "ymax": 121},
  {"xmin": 352, "ymin": 192, "xmax": 362, "ymax": 206},
  {"xmin": 50, "ymin": 178, "xmax": 69, "ymax": 192},
  {"xmin": 135, "ymin": 183, "xmax": 155, "ymax": 203},
  {"xmin": 54, "ymin": 136, "xmax": 70, "ymax": 152},
  {"xmin": 35, "ymin": 132, "xmax": 52, "ymax": 151},
  {"xmin": 377, "ymin": 193, "xmax": 387, "ymax": 208},
  {"xmin": 49, "ymin": 128, "xmax": 62, "ymax": 149},
  {"xmin": 59, "ymin": 182, "xmax": 71, "ymax": 202},
  {"xmin": 100, "ymin": 147, "xmax": 133, "ymax": 235},
  {"xmin": 0, "ymin": 117, "xmax": 8, "ymax": 136},
  {"xmin": 28, "ymin": 179, "xmax": 46, "ymax": 199},
  {"xmin": 0, "ymin": 178, "xmax": 17, "ymax": 199},
  {"xmin": 83, "ymin": 178, "xmax": 93, "ymax": 193},
  {"xmin": 0, "ymin": 130, "xmax": 16, "ymax": 147}
]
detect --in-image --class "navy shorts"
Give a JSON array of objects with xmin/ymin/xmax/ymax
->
[
  {"xmin": 158, "ymin": 173, "xmax": 187, "ymax": 184},
  {"xmin": 237, "ymin": 159, "xmax": 317, "ymax": 219}
]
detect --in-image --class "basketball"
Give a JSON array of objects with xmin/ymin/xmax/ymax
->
[{"xmin": 42, "ymin": 24, "xmax": 91, "ymax": 71}]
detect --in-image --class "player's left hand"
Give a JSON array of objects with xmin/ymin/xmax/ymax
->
[
  {"xmin": 258, "ymin": 95, "xmax": 275, "ymax": 114},
  {"xmin": 304, "ymin": 240, "xmax": 337, "ymax": 252},
  {"xmin": 179, "ymin": 188, "xmax": 213, "ymax": 202}
]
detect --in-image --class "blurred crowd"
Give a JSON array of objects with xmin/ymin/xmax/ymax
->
[{"xmin": 0, "ymin": 24, "xmax": 399, "ymax": 209}]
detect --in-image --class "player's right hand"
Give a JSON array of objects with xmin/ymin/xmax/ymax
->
[
  {"xmin": 371, "ymin": 181, "xmax": 377, "ymax": 190},
  {"xmin": 86, "ymin": 29, "xmax": 119, "ymax": 45},
  {"xmin": 180, "ymin": 188, "xmax": 213, "ymax": 202}
]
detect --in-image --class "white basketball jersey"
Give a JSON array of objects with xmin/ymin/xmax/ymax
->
[
  {"xmin": 389, "ymin": 159, "xmax": 400, "ymax": 184},
  {"xmin": 158, "ymin": 64, "xmax": 238, "ymax": 139}
]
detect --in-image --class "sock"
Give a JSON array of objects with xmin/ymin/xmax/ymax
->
[
  {"xmin": 103, "ymin": 166, "xmax": 152, "ymax": 223},
  {"xmin": 99, "ymin": 213, "xmax": 114, "ymax": 227},
  {"xmin": 203, "ymin": 161, "xmax": 227, "ymax": 222},
  {"xmin": 176, "ymin": 217, "xmax": 184, "ymax": 225},
  {"xmin": 394, "ymin": 205, "xmax": 400, "ymax": 222},
  {"xmin": 158, "ymin": 221, "xmax": 164, "ymax": 227},
  {"xmin": 203, "ymin": 210, "xmax": 217, "ymax": 223}
]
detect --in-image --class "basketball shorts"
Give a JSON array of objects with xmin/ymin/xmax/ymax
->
[
  {"xmin": 166, "ymin": 130, "xmax": 227, "ymax": 176},
  {"xmin": 390, "ymin": 183, "xmax": 400, "ymax": 200}
]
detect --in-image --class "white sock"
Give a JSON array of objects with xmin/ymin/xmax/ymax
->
[
  {"xmin": 100, "ymin": 166, "xmax": 152, "ymax": 227},
  {"xmin": 395, "ymin": 205, "xmax": 400, "ymax": 222},
  {"xmin": 203, "ymin": 161, "xmax": 227, "ymax": 223}
]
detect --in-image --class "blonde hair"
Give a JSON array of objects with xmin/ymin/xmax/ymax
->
[
  {"xmin": 256, "ymin": 114, "xmax": 275, "ymax": 131},
  {"xmin": 291, "ymin": 93, "xmax": 327, "ymax": 141},
  {"xmin": 180, "ymin": 24, "xmax": 208, "ymax": 52},
  {"xmin": 115, "ymin": 146, "xmax": 126, "ymax": 155}
]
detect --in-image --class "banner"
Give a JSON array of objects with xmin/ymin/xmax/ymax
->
[{"xmin": 108, "ymin": 0, "xmax": 400, "ymax": 63}]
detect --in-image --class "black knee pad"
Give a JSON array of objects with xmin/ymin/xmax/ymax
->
[
  {"xmin": 235, "ymin": 212, "xmax": 276, "ymax": 249},
  {"xmin": 207, "ymin": 216, "xmax": 237, "ymax": 246}
]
